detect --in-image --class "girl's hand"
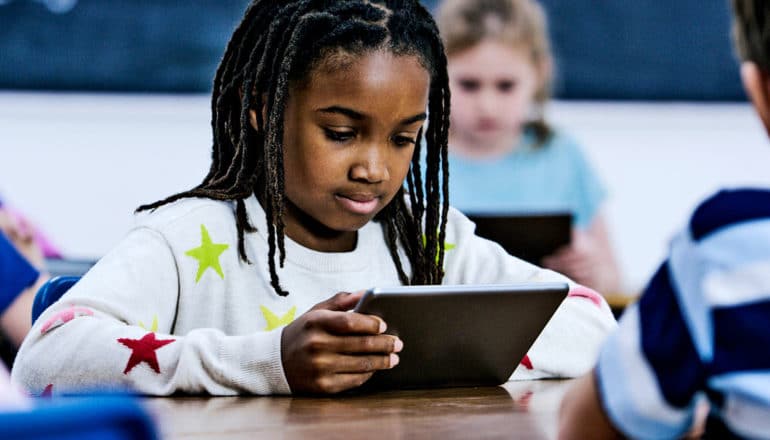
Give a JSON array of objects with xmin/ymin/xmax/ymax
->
[
  {"xmin": 542, "ymin": 214, "xmax": 621, "ymax": 295},
  {"xmin": 280, "ymin": 291, "xmax": 403, "ymax": 394},
  {"xmin": 542, "ymin": 231, "xmax": 598, "ymax": 287}
]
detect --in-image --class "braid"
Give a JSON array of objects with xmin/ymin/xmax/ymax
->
[{"xmin": 137, "ymin": 0, "xmax": 451, "ymax": 295}]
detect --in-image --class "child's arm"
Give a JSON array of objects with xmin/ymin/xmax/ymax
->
[
  {"xmin": 559, "ymin": 370, "xmax": 708, "ymax": 440},
  {"xmin": 1, "ymin": 274, "xmax": 47, "ymax": 348},
  {"xmin": 558, "ymin": 371, "xmax": 620, "ymax": 440},
  {"xmin": 0, "ymin": 231, "xmax": 47, "ymax": 347},
  {"xmin": 11, "ymin": 228, "xmax": 289, "ymax": 395}
]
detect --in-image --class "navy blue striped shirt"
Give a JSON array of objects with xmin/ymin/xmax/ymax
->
[{"xmin": 596, "ymin": 189, "xmax": 770, "ymax": 439}]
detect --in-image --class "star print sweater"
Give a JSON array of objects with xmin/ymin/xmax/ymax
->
[{"xmin": 12, "ymin": 196, "xmax": 616, "ymax": 395}]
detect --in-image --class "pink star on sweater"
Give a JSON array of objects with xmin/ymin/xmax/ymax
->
[{"xmin": 40, "ymin": 305, "xmax": 94, "ymax": 334}]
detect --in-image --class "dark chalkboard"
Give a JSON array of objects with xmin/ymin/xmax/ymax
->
[
  {"xmin": 0, "ymin": 0, "xmax": 746, "ymax": 100},
  {"xmin": 540, "ymin": 0, "xmax": 744, "ymax": 100}
]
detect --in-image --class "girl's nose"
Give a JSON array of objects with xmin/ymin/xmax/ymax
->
[{"xmin": 349, "ymin": 145, "xmax": 390, "ymax": 183}]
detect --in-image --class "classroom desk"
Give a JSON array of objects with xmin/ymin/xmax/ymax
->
[{"xmin": 143, "ymin": 379, "xmax": 572, "ymax": 439}]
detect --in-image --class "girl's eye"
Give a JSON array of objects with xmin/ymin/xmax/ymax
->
[
  {"xmin": 497, "ymin": 80, "xmax": 516, "ymax": 92},
  {"xmin": 458, "ymin": 79, "xmax": 480, "ymax": 92},
  {"xmin": 323, "ymin": 128, "xmax": 355, "ymax": 142},
  {"xmin": 392, "ymin": 135, "xmax": 417, "ymax": 147}
]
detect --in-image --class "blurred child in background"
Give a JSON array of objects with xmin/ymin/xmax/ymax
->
[
  {"xmin": 560, "ymin": 0, "xmax": 770, "ymax": 437},
  {"xmin": 437, "ymin": 0, "xmax": 621, "ymax": 294}
]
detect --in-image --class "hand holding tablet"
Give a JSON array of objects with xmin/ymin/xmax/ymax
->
[
  {"xmin": 280, "ymin": 291, "xmax": 403, "ymax": 394},
  {"xmin": 354, "ymin": 283, "xmax": 568, "ymax": 390}
]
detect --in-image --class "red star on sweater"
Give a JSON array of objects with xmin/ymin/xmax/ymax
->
[
  {"xmin": 117, "ymin": 332, "xmax": 175, "ymax": 374},
  {"xmin": 520, "ymin": 354, "xmax": 533, "ymax": 370}
]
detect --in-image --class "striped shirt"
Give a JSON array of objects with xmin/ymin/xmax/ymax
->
[{"xmin": 596, "ymin": 189, "xmax": 770, "ymax": 439}]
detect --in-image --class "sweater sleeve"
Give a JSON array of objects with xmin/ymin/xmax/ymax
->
[
  {"xmin": 443, "ymin": 208, "xmax": 617, "ymax": 380},
  {"xmin": 11, "ymin": 227, "xmax": 290, "ymax": 396}
]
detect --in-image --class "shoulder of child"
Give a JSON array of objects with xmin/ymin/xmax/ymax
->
[
  {"xmin": 688, "ymin": 188, "xmax": 770, "ymax": 241},
  {"xmin": 441, "ymin": 204, "xmax": 483, "ymax": 249},
  {"xmin": 132, "ymin": 196, "xmax": 240, "ymax": 236},
  {"xmin": 540, "ymin": 128, "xmax": 585, "ymax": 155}
]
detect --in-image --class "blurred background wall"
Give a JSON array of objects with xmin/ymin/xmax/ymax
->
[
  {"xmin": 0, "ymin": 0, "xmax": 743, "ymax": 99},
  {"xmin": 2, "ymin": 0, "xmax": 769, "ymax": 293}
]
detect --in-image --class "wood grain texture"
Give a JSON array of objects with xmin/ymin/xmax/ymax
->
[{"xmin": 143, "ymin": 380, "xmax": 571, "ymax": 439}]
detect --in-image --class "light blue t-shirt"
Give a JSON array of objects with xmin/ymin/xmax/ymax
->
[{"xmin": 447, "ymin": 129, "xmax": 606, "ymax": 229}]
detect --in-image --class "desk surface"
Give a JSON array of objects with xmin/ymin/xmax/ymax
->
[{"xmin": 143, "ymin": 380, "xmax": 571, "ymax": 440}]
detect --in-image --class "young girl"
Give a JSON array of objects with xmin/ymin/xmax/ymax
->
[
  {"xmin": 12, "ymin": 0, "xmax": 614, "ymax": 396},
  {"xmin": 437, "ymin": 0, "xmax": 621, "ymax": 294}
]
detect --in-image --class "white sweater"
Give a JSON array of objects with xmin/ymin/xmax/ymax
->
[{"xmin": 12, "ymin": 196, "xmax": 615, "ymax": 395}]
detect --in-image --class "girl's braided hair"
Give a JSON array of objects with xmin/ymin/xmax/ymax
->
[{"xmin": 138, "ymin": 0, "xmax": 451, "ymax": 296}]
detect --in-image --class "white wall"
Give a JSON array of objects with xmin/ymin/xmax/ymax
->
[
  {"xmin": 2, "ymin": 92, "xmax": 769, "ymax": 293},
  {"xmin": 550, "ymin": 101, "xmax": 770, "ymax": 292}
]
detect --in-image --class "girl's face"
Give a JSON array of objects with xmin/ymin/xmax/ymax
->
[
  {"xmin": 447, "ymin": 40, "xmax": 543, "ymax": 152},
  {"xmin": 277, "ymin": 50, "xmax": 429, "ymax": 252}
]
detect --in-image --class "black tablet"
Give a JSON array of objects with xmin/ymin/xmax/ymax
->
[
  {"xmin": 353, "ymin": 283, "xmax": 568, "ymax": 390},
  {"xmin": 466, "ymin": 212, "xmax": 572, "ymax": 265}
]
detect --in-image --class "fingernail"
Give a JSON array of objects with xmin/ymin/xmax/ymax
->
[
  {"xmin": 389, "ymin": 353, "xmax": 400, "ymax": 368},
  {"xmin": 379, "ymin": 320, "xmax": 387, "ymax": 333},
  {"xmin": 394, "ymin": 339, "xmax": 403, "ymax": 352}
]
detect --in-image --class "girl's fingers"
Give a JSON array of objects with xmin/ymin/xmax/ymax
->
[
  {"xmin": 309, "ymin": 309, "xmax": 385, "ymax": 335},
  {"xmin": 333, "ymin": 353, "xmax": 400, "ymax": 374},
  {"xmin": 333, "ymin": 334, "xmax": 403, "ymax": 354},
  {"xmin": 311, "ymin": 291, "xmax": 364, "ymax": 312}
]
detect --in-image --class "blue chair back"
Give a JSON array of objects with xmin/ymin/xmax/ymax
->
[
  {"xmin": 31, "ymin": 276, "xmax": 81, "ymax": 323},
  {"xmin": 0, "ymin": 396, "xmax": 159, "ymax": 440}
]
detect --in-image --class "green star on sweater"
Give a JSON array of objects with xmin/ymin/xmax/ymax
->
[
  {"xmin": 421, "ymin": 233, "xmax": 456, "ymax": 264},
  {"xmin": 260, "ymin": 305, "xmax": 296, "ymax": 331},
  {"xmin": 185, "ymin": 224, "xmax": 229, "ymax": 282}
]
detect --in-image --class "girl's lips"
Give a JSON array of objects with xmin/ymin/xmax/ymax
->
[{"xmin": 335, "ymin": 194, "xmax": 380, "ymax": 215}]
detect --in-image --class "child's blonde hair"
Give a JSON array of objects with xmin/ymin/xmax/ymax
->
[{"xmin": 437, "ymin": 0, "xmax": 553, "ymax": 144}]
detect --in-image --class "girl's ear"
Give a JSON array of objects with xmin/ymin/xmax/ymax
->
[
  {"xmin": 742, "ymin": 61, "xmax": 770, "ymax": 137},
  {"xmin": 249, "ymin": 99, "xmax": 268, "ymax": 132},
  {"xmin": 249, "ymin": 93, "xmax": 267, "ymax": 131},
  {"xmin": 249, "ymin": 109, "xmax": 260, "ymax": 131}
]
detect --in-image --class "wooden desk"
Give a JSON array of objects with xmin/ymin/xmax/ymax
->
[{"xmin": 144, "ymin": 380, "xmax": 572, "ymax": 439}]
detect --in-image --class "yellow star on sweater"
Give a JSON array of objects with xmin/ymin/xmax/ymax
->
[
  {"xmin": 138, "ymin": 315, "xmax": 159, "ymax": 332},
  {"xmin": 185, "ymin": 224, "xmax": 229, "ymax": 282},
  {"xmin": 260, "ymin": 305, "xmax": 296, "ymax": 331},
  {"xmin": 421, "ymin": 233, "xmax": 456, "ymax": 264}
]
